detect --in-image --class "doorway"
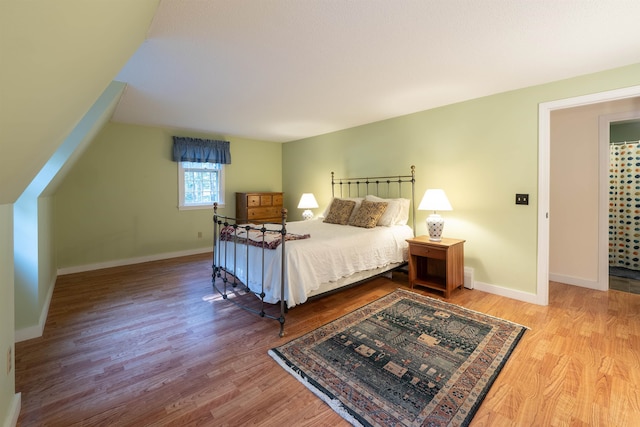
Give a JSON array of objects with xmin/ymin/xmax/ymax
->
[
  {"xmin": 539, "ymin": 85, "xmax": 640, "ymax": 306},
  {"xmin": 607, "ymin": 118, "xmax": 640, "ymax": 294}
]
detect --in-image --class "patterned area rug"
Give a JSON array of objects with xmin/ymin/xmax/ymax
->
[{"xmin": 269, "ymin": 289, "xmax": 526, "ymax": 427}]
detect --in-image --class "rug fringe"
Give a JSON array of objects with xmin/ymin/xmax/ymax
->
[{"xmin": 268, "ymin": 349, "xmax": 365, "ymax": 427}]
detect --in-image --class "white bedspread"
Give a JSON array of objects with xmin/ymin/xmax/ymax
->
[{"xmin": 215, "ymin": 219, "xmax": 413, "ymax": 307}]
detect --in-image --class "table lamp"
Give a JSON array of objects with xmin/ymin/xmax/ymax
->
[
  {"xmin": 418, "ymin": 189, "xmax": 452, "ymax": 241},
  {"xmin": 297, "ymin": 193, "xmax": 319, "ymax": 220}
]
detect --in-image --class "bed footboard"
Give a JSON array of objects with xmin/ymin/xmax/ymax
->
[{"xmin": 212, "ymin": 203, "xmax": 288, "ymax": 337}]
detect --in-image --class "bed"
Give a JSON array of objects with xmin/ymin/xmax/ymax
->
[{"xmin": 212, "ymin": 166, "xmax": 416, "ymax": 336}]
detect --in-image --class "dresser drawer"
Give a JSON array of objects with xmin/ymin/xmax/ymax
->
[
  {"xmin": 260, "ymin": 195, "xmax": 273, "ymax": 206},
  {"xmin": 237, "ymin": 192, "xmax": 284, "ymax": 222},
  {"xmin": 248, "ymin": 207, "xmax": 280, "ymax": 220},
  {"xmin": 247, "ymin": 195, "xmax": 261, "ymax": 207},
  {"xmin": 410, "ymin": 244, "xmax": 446, "ymax": 260}
]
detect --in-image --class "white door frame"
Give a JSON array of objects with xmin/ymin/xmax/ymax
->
[{"xmin": 538, "ymin": 85, "xmax": 640, "ymax": 305}]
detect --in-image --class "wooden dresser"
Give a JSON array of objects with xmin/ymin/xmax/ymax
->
[{"xmin": 236, "ymin": 192, "xmax": 284, "ymax": 223}]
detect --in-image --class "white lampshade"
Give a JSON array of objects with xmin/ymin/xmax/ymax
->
[
  {"xmin": 418, "ymin": 189, "xmax": 452, "ymax": 242},
  {"xmin": 418, "ymin": 189, "xmax": 452, "ymax": 212},
  {"xmin": 297, "ymin": 193, "xmax": 319, "ymax": 220}
]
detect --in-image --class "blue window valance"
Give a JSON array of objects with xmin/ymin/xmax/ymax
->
[{"xmin": 172, "ymin": 136, "xmax": 231, "ymax": 164}]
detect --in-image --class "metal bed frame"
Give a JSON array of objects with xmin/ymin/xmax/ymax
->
[
  {"xmin": 211, "ymin": 166, "xmax": 416, "ymax": 337},
  {"xmin": 331, "ymin": 165, "xmax": 416, "ymax": 232}
]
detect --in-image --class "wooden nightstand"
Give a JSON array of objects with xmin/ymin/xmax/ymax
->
[{"xmin": 406, "ymin": 236, "xmax": 465, "ymax": 298}]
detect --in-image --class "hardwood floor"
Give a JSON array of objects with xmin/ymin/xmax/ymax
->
[{"xmin": 15, "ymin": 253, "xmax": 640, "ymax": 426}]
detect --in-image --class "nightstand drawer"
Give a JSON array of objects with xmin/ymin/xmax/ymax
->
[{"xmin": 410, "ymin": 244, "xmax": 446, "ymax": 260}]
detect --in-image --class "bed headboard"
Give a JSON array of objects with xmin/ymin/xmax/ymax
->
[{"xmin": 330, "ymin": 165, "xmax": 416, "ymax": 233}]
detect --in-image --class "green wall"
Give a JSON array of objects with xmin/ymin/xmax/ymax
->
[
  {"xmin": 283, "ymin": 63, "xmax": 640, "ymax": 296},
  {"xmin": 0, "ymin": 0, "xmax": 159, "ymax": 205},
  {"xmin": 54, "ymin": 123, "xmax": 282, "ymax": 270},
  {"xmin": 0, "ymin": 204, "xmax": 16, "ymax": 426},
  {"xmin": 14, "ymin": 81, "xmax": 127, "ymax": 335}
]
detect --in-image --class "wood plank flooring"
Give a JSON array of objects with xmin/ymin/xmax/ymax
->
[{"xmin": 15, "ymin": 253, "xmax": 640, "ymax": 426}]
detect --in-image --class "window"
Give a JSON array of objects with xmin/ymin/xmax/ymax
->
[{"xmin": 178, "ymin": 162, "xmax": 225, "ymax": 210}]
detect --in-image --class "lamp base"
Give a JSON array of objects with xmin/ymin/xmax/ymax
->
[
  {"xmin": 302, "ymin": 210, "xmax": 314, "ymax": 221},
  {"xmin": 426, "ymin": 213, "xmax": 445, "ymax": 242}
]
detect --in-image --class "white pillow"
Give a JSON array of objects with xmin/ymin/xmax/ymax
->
[
  {"xmin": 365, "ymin": 195, "xmax": 410, "ymax": 226},
  {"xmin": 322, "ymin": 197, "xmax": 364, "ymax": 223}
]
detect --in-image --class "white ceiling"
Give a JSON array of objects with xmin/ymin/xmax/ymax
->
[{"xmin": 113, "ymin": 0, "xmax": 640, "ymax": 143}]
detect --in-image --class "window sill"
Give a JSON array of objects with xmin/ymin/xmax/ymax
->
[{"xmin": 178, "ymin": 203, "xmax": 225, "ymax": 211}]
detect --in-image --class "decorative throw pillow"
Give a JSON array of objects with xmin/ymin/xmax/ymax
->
[
  {"xmin": 323, "ymin": 198, "xmax": 357, "ymax": 225},
  {"xmin": 321, "ymin": 197, "xmax": 363, "ymax": 223},
  {"xmin": 349, "ymin": 200, "xmax": 388, "ymax": 228},
  {"xmin": 365, "ymin": 195, "xmax": 411, "ymax": 226}
]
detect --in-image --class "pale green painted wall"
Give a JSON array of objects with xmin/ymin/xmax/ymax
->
[
  {"xmin": 54, "ymin": 123, "xmax": 282, "ymax": 269},
  {"xmin": 0, "ymin": 204, "xmax": 16, "ymax": 426},
  {"xmin": 38, "ymin": 197, "xmax": 55, "ymax": 313},
  {"xmin": 15, "ymin": 81, "xmax": 127, "ymax": 333},
  {"xmin": 283, "ymin": 63, "xmax": 640, "ymax": 295},
  {"xmin": 14, "ymin": 196, "xmax": 56, "ymax": 332},
  {"xmin": 0, "ymin": 0, "xmax": 159, "ymax": 205}
]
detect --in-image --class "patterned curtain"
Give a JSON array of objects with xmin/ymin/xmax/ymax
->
[{"xmin": 609, "ymin": 142, "xmax": 640, "ymax": 270}]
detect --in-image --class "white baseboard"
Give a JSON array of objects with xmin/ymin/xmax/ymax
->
[
  {"xmin": 57, "ymin": 247, "xmax": 212, "ymax": 276},
  {"xmin": 549, "ymin": 273, "xmax": 605, "ymax": 290},
  {"xmin": 472, "ymin": 274, "xmax": 608, "ymax": 308},
  {"xmin": 3, "ymin": 392, "xmax": 21, "ymax": 427},
  {"xmin": 15, "ymin": 275, "xmax": 56, "ymax": 343},
  {"xmin": 472, "ymin": 280, "xmax": 540, "ymax": 305}
]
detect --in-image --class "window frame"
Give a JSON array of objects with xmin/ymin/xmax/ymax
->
[{"xmin": 177, "ymin": 161, "xmax": 225, "ymax": 210}]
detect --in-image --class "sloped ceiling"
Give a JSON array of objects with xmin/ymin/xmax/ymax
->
[
  {"xmin": 0, "ymin": 0, "xmax": 159, "ymax": 205},
  {"xmin": 113, "ymin": 0, "xmax": 640, "ymax": 143},
  {"xmin": 3, "ymin": 1, "xmax": 640, "ymax": 206}
]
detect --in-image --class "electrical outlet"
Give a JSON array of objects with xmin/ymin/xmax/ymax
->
[
  {"xmin": 197, "ymin": 231, "xmax": 203, "ymax": 239},
  {"xmin": 515, "ymin": 193, "xmax": 529, "ymax": 205},
  {"xmin": 6, "ymin": 346, "xmax": 11, "ymax": 375}
]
